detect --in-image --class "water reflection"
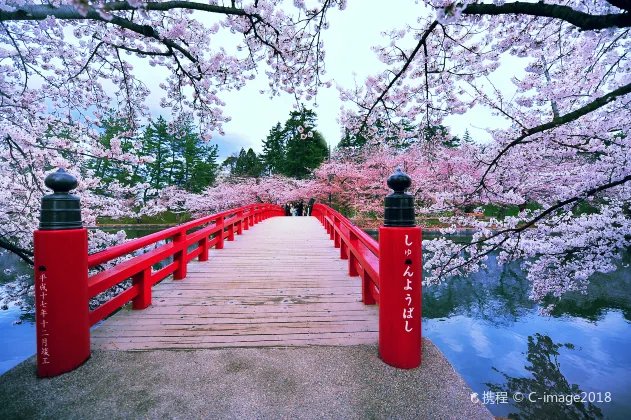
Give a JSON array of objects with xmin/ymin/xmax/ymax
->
[
  {"xmin": 369, "ymin": 229, "xmax": 631, "ymax": 419},
  {"xmin": 486, "ymin": 333, "xmax": 603, "ymax": 420},
  {"xmin": 1, "ymin": 228, "xmax": 630, "ymax": 419}
]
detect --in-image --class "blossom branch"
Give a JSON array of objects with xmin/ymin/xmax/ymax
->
[{"xmin": 462, "ymin": 2, "xmax": 631, "ymax": 30}]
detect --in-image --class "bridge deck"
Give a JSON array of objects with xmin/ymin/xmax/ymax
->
[{"xmin": 91, "ymin": 216, "xmax": 379, "ymax": 350}]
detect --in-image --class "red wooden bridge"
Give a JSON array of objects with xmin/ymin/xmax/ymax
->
[
  {"xmin": 33, "ymin": 169, "xmax": 423, "ymax": 377},
  {"xmin": 91, "ymin": 209, "xmax": 380, "ymax": 350}
]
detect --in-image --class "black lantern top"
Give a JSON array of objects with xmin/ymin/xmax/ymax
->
[
  {"xmin": 39, "ymin": 168, "xmax": 83, "ymax": 230},
  {"xmin": 384, "ymin": 168, "xmax": 415, "ymax": 227}
]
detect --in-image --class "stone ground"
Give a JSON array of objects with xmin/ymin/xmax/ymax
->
[{"xmin": 0, "ymin": 339, "xmax": 492, "ymax": 419}]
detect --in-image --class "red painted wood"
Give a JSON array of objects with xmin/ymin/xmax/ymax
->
[
  {"xmin": 198, "ymin": 236, "xmax": 209, "ymax": 262},
  {"xmin": 340, "ymin": 240, "xmax": 348, "ymax": 260},
  {"xmin": 237, "ymin": 211, "xmax": 244, "ymax": 235},
  {"xmin": 173, "ymin": 231, "xmax": 187, "ymax": 280},
  {"xmin": 89, "ymin": 284, "xmax": 140, "ymax": 327},
  {"xmin": 88, "ymin": 243, "xmax": 175, "ymax": 298},
  {"xmin": 132, "ymin": 268, "xmax": 151, "ymax": 309},
  {"xmin": 216, "ymin": 216, "xmax": 225, "ymax": 250},
  {"xmin": 379, "ymin": 226, "xmax": 422, "ymax": 369},
  {"xmin": 363, "ymin": 272, "xmax": 377, "ymax": 306},
  {"xmin": 34, "ymin": 228, "xmax": 90, "ymax": 377},
  {"xmin": 150, "ymin": 261, "xmax": 179, "ymax": 286},
  {"xmin": 32, "ymin": 203, "xmax": 282, "ymax": 377},
  {"xmin": 185, "ymin": 246, "xmax": 204, "ymax": 264}
]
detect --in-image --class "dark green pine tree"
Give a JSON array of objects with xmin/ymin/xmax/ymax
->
[
  {"xmin": 88, "ymin": 111, "xmax": 140, "ymax": 191},
  {"xmin": 231, "ymin": 147, "xmax": 263, "ymax": 178},
  {"xmin": 463, "ymin": 128, "xmax": 473, "ymax": 144},
  {"xmin": 337, "ymin": 127, "xmax": 368, "ymax": 151},
  {"xmin": 422, "ymin": 124, "xmax": 460, "ymax": 148},
  {"xmin": 282, "ymin": 108, "xmax": 328, "ymax": 179},
  {"xmin": 188, "ymin": 142, "xmax": 219, "ymax": 193},
  {"xmin": 261, "ymin": 122, "xmax": 286, "ymax": 175},
  {"xmin": 142, "ymin": 116, "xmax": 171, "ymax": 191},
  {"xmin": 173, "ymin": 117, "xmax": 219, "ymax": 192},
  {"xmin": 221, "ymin": 154, "xmax": 238, "ymax": 173}
]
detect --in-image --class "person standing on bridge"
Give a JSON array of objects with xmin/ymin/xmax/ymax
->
[{"xmin": 284, "ymin": 203, "xmax": 290, "ymax": 216}]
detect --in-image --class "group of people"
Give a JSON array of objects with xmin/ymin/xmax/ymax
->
[{"xmin": 285, "ymin": 201, "xmax": 310, "ymax": 217}]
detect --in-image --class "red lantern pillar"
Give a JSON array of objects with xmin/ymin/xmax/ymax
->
[
  {"xmin": 378, "ymin": 168, "xmax": 422, "ymax": 369},
  {"xmin": 34, "ymin": 169, "xmax": 90, "ymax": 377}
]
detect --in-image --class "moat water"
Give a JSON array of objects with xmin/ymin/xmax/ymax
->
[{"xmin": 1, "ymin": 226, "xmax": 630, "ymax": 419}]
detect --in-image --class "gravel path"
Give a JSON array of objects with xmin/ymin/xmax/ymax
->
[{"xmin": 0, "ymin": 340, "xmax": 493, "ymax": 419}]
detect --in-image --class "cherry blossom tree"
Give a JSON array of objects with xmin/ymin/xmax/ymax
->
[
  {"xmin": 338, "ymin": 0, "xmax": 631, "ymax": 309},
  {"xmin": 2, "ymin": 0, "xmax": 630, "ymax": 310},
  {"xmin": 0, "ymin": 0, "xmax": 344, "ymax": 261},
  {"xmin": 146, "ymin": 175, "xmax": 315, "ymax": 217}
]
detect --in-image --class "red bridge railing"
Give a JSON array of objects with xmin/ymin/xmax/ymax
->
[
  {"xmin": 33, "ymin": 168, "xmax": 422, "ymax": 376},
  {"xmin": 33, "ymin": 172, "xmax": 284, "ymax": 377},
  {"xmin": 312, "ymin": 196, "xmax": 422, "ymax": 370},
  {"xmin": 87, "ymin": 204, "xmax": 284, "ymax": 327},
  {"xmin": 311, "ymin": 203, "xmax": 380, "ymax": 305}
]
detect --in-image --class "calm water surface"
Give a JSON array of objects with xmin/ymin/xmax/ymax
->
[{"xmin": 1, "ymin": 227, "xmax": 630, "ymax": 419}]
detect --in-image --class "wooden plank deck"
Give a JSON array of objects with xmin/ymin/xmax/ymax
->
[{"xmin": 91, "ymin": 216, "xmax": 379, "ymax": 350}]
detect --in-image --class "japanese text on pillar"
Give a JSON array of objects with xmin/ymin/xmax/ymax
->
[
  {"xmin": 403, "ymin": 235, "xmax": 414, "ymax": 333},
  {"xmin": 39, "ymin": 272, "xmax": 50, "ymax": 364}
]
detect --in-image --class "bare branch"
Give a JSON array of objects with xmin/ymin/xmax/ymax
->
[{"xmin": 463, "ymin": 2, "xmax": 631, "ymax": 30}]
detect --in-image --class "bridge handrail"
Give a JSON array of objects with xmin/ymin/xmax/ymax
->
[
  {"xmin": 87, "ymin": 203, "xmax": 285, "ymax": 326},
  {"xmin": 88, "ymin": 205, "xmax": 250, "ymax": 267},
  {"xmin": 311, "ymin": 203, "xmax": 380, "ymax": 304}
]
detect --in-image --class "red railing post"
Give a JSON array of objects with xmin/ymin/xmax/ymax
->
[
  {"xmin": 237, "ymin": 210, "xmax": 244, "ymax": 234},
  {"xmin": 340, "ymin": 237, "xmax": 348, "ymax": 260},
  {"xmin": 198, "ymin": 220, "xmax": 212, "ymax": 262},
  {"xmin": 243, "ymin": 209, "xmax": 250, "ymax": 231},
  {"xmin": 329, "ymin": 213, "xmax": 334, "ymax": 240},
  {"xmin": 379, "ymin": 169, "xmax": 422, "ymax": 369},
  {"xmin": 215, "ymin": 216, "xmax": 225, "ymax": 250},
  {"xmin": 132, "ymin": 268, "xmax": 152, "ymax": 309},
  {"xmin": 334, "ymin": 216, "xmax": 341, "ymax": 248},
  {"xmin": 198, "ymin": 235, "xmax": 209, "ymax": 261},
  {"xmin": 348, "ymin": 231, "xmax": 359, "ymax": 277},
  {"xmin": 173, "ymin": 230, "xmax": 187, "ymax": 280},
  {"xmin": 228, "ymin": 220, "xmax": 235, "ymax": 241},
  {"xmin": 363, "ymin": 273, "xmax": 377, "ymax": 306},
  {"xmin": 33, "ymin": 169, "xmax": 90, "ymax": 377}
]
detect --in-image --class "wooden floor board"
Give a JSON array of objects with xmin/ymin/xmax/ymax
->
[{"xmin": 91, "ymin": 216, "xmax": 379, "ymax": 350}]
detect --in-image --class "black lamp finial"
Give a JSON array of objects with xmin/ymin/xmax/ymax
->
[
  {"xmin": 383, "ymin": 168, "xmax": 415, "ymax": 227},
  {"xmin": 39, "ymin": 168, "xmax": 83, "ymax": 230}
]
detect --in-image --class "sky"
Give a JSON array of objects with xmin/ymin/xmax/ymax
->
[{"xmin": 134, "ymin": 0, "xmax": 522, "ymax": 160}]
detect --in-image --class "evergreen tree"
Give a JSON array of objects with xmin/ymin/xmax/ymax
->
[
  {"xmin": 173, "ymin": 117, "xmax": 219, "ymax": 192},
  {"xmin": 261, "ymin": 122, "xmax": 286, "ymax": 175},
  {"xmin": 88, "ymin": 111, "xmax": 139, "ymax": 191},
  {"xmin": 282, "ymin": 108, "xmax": 328, "ymax": 179},
  {"xmin": 337, "ymin": 127, "xmax": 368, "ymax": 151},
  {"xmin": 231, "ymin": 147, "xmax": 263, "ymax": 178},
  {"xmin": 142, "ymin": 116, "xmax": 171, "ymax": 191},
  {"xmin": 221, "ymin": 154, "xmax": 238, "ymax": 173},
  {"xmin": 141, "ymin": 116, "xmax": 219, "ymax": 193},
  {"xmin": 422, "ymin": 124, "xmax": 460, "ymax": 148},
  {"xmin": 463, "ymin": 129, "xmax": 473, "ymax": 144}
]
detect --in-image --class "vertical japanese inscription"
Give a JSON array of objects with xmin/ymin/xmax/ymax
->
[
  {"xmin": 403, "ymin": 234, "xmax": 414, "ymax": 333},
  {"xmin": 38, "ymin": 272, "xmax": 50, "ymax": 364}
]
